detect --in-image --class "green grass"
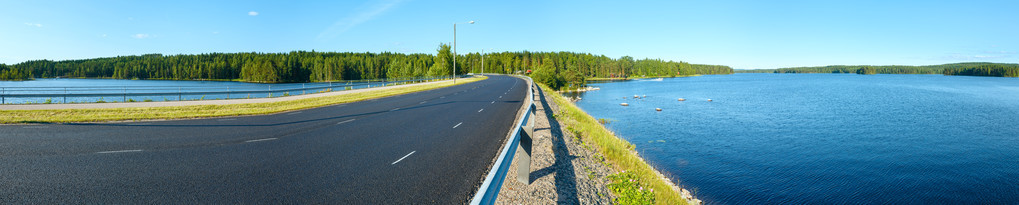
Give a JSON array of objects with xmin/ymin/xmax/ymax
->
[
  {"xmin": 0, "ymin": 77, "xmax": 485, "ymax": 123},
  {"xmin": 538, "ymin": 83, "xmax": 688, "ymax": 205}
]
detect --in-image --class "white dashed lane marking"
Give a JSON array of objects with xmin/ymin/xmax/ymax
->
[
  {"xmin": 245, "ymin": 138, "xmax": 278, "ymax": 143},
  {"xmin": 391, "ymin": 151, "xmax": 416, "ymax": 165},
  {"xmin": 96, "ymin": 149, "xmax": 142, "ymax": 154}
]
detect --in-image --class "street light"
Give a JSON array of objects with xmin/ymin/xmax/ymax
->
[
  {"xmin": 454, "ymin": 20, "xmax": 474, "ymax": 84},
  {"xmin": 482, "ymin": 48, "xmax": 494, "ymax": 76}
]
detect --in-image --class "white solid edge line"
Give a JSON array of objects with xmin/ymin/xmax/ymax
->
[
  {"xmin": 491, "ymin": 101, "xmax": 495, "ymax": 104},
  {"xmin": 391, "ymin": 151, "xmax": 416, "ymax": 165},
  {"xmin": 218, "ymin": 118, "xmax": 236, "ymax": 121},
  {"xmin": 391, "ymin": 108, "xmax": 400, "ymax": 111},
  {"xmin": 420, "ymin": 101, "xmax": 427, "ymax": 104},
  {"xmin": 337, "ymin": 119, "xmax": 356, "ymax": 124},
  {"xmin": 453, "ymin": 122, "xmax": 463, "ymax": 129},
  {"xmin": 22, "ymin": 126, "xmax": 49, "ymax": 128},
  {"xmin": 245, "ymin": 138, "xmax": 278, "ymax": 143},
  {"xmin": 96, "ymin": 149, "xmax": 143, "ymax": 154},
  {"xmin": 478, "ymin": 109, "xmax": 484, "ymax": 112},
  {"xmin": 286, "ymin": 111, "xmax": 303, "ymax": 115}
]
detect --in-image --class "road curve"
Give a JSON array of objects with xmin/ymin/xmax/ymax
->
[{"xmin": 0, "ymin": 75, "xmax": 527, "ymax": 204}]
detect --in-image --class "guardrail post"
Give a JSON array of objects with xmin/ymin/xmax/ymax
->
[
  {"xmin": 178, "ymin": 87, "xmax": 182, "ymax": 101},
  {"xmin": 226, "ymin": 86, "xmax": 230, "ymax": 99},
  {"xmin": 123, "ymin": 86, "xmax": 127, "ymax": 102},
  {"xmin": 517, "ymin": 103, "xmax": 536, "ymax": 184},
  {"xmin": 268, "ymin": 85, "xmax": 272, "ymax": 97},
  {"xmin": 63, "ymin": 87, "xmax": 67, "ymax": 103}
]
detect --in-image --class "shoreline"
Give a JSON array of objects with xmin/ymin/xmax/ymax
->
[
  {"xmin": 587, "ymin": 74, "xmax": 701, "ymax": 81},
  {"xmin": 537, "ymin": 83, "xmax": 701, "ymax": 205}
]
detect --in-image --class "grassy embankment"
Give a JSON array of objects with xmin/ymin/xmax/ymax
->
[
  {"xmin": 0, "ymin": 77, "xmax": 485, "ymax": 123},
  {"xmin": 538, "ymin": 83, "xmax": 690, "ymax": 205},
  {"xmin": 587, "ymin": 74, "xmax": 700, "ymax": 81}
]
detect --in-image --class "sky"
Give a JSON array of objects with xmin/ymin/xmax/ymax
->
[{"xmin": 1, "ymin": 0, "xmax": 1017, "ymax": 69}]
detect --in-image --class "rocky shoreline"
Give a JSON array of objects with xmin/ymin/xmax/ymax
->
[{"xmin": 495, "ymin": 83, "xmax": 701, "ymax": 204}]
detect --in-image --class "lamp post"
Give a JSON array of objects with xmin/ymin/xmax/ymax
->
[
  {"xmin": 482, "ymin": 48, "xmax": 494, "ymax": 76},
  {"xmin": 454, "ymin": 20, "xmax": 474, "ymax": 84}
]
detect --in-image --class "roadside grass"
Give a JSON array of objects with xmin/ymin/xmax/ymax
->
[
  {"xmin": 538, "ymin": 83, "xmax": 688, "ymax": 205},
  {"xmin": 0, "ymin": 77, "xmax": 485, "ymax": 124}
]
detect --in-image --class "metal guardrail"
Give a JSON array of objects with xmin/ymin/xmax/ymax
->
[
  {"xmin": 0, "ymin": 76, "xmax": 468, "ymax": 104},
  {"xmin": 470, "ymin": 76, "xmax": 536, "ymax": 205}
]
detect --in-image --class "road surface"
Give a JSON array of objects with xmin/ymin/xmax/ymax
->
[{"xmin": 0, "ymin": 75, "xmax": 527, "ymax": 204}]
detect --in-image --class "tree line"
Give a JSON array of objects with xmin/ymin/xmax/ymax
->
[
  {"xmin": 942, "ymin": 64, "xmax": 1019, "ymax": 77},
  {"xmin": 1, "ymin": 44, "xmax": 733, "ymax": 90},
  {"xmin": 0, "ymin": 64, "xmax": 31, "ymax": 81},
  {"xmin": 737, "ymin": 62, "xmax": 1019, "ymax": 77}
]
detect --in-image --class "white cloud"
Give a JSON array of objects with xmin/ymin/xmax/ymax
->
[
  {"xmin": 248, "ymin": 11, "xmax": 259, "ymax": 16},
  {"xmin": 23, "ymin": 23, "xmax": 42, "ymax": 27},
  {"xmin": 132, "ymin": 34, "xmax": 150, "ymax": 39},
  {"xmin": 317, "ymin": 0, "xmax": 405, "ymax": 40},
  {"xmin": 101, "ymin": 34, "xmax": 108, "ymax": 38}
]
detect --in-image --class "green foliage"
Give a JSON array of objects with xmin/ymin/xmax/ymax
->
[
  {"xmin": 608, "ymin": 171, "xmax": 656, "ymax": 205},
  {"xmin": 429, "ymin": 43, "xmax": 454, "ymax": 76},
  {"xmin": 0, "ymin": 63, "xmax": 32, "ymax": 80},
  {"xmin": 856, "ymin": 66, "xmax": 877, "ymax": 75},
  {"xmin": 44, "ymin": 98, "xmax": 52, "ymax": 104},
  {"xmin": 5, "ymin": 48, "xmax": 734, "ymax": 85},
  {"xmin": 739, "ymin": 62, "xmax": 1019, "ymax": 77},
  {"xmin": 943, "ymin": 64, "xmax": 1019, "ymax": 77}
]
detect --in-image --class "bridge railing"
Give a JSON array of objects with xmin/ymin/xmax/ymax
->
[
  {"xmin": 0, "ymin": 75, "xmax": 469, "ymax": 104},
  {"xmin": 470, "ymin": 75, "xmax": 536, "ymax": 205}
]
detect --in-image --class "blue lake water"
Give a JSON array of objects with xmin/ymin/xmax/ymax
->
[
  {"xmin": 572, "ymin": 74, "xmax": 1019, "ymax": 204},
  {"xmin": 0, "ymin": 78, "xmax": 394, "ymax": 104}
]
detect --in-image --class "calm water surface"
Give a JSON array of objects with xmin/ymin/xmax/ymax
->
[
  {"xmin": 0, "ymin": 78, "xmax": 377, "ymax": 104},
  {"xmin": 573, "ymin": 74, "xmax": 1019, "ymax": 204}
]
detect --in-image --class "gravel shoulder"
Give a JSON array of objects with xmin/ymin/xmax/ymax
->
[{"xmin": 495, "ymin": 83, "xmax": 615, "ymax": 204}]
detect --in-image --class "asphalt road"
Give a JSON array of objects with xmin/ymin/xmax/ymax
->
[{"xmin": 0, "ymin": 75, "xmax": 528, "ymax": 204}]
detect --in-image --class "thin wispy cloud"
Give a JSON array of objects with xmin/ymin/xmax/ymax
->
[
  {"xmin": 24, "ymin": 23, "xmax": 43, "ymax": 27},
  {"xmin": 317, "ymin": 0, "xmax": 406, "ymax": 40},
  {"xmin": 248, "ymin": 11, "xmax": 259, "ymax": 16},
  {"xmin": 939, "ymin": 52, "xmax": 1012, "ymax": 61},
  {"xmin": 133, "ymin": 34, "xmax": 151, "ymax": 39}
]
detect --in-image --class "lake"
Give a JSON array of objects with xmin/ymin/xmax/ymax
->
[
  {"xmin": 572, "ymin": 74, "xmax": 1019, "ymax": 204},
  {"xmin": 0, "ymin": 78, "xmax": 402, "ymax": 104}
]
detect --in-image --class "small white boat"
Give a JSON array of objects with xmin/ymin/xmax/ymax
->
[
  {"xmin": 655, "ymin": 108, "xmax": 662, "ymax": 111},
  {"xmin": 677, "ymin": 98, "xmax": 686, "ymax": 101},
  {"xmin": 620, "ymin": 103, "xmax": 629, "ymax": 106}
]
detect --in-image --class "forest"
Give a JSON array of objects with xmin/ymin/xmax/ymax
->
[
  {"xmin": 1, "ymin": 44, "xmax": 733, "ymax": 90},
  {"xmin": 737, "ymin": 62, "xmax": 1019, "ymax": 77}
]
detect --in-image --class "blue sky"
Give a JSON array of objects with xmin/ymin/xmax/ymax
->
[{"xmin": 1, "ymin": 0, "xmax": 1016, "ymax": 69}]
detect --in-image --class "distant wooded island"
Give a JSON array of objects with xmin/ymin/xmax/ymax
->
[{"xmin": 737, "ymin": 62, "xmax": 1019, "ymax": 77}]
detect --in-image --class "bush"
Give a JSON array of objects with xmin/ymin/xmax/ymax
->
[{"xmin": 608, "ymin": 171, "xmax": 656, "ymax": 205}]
